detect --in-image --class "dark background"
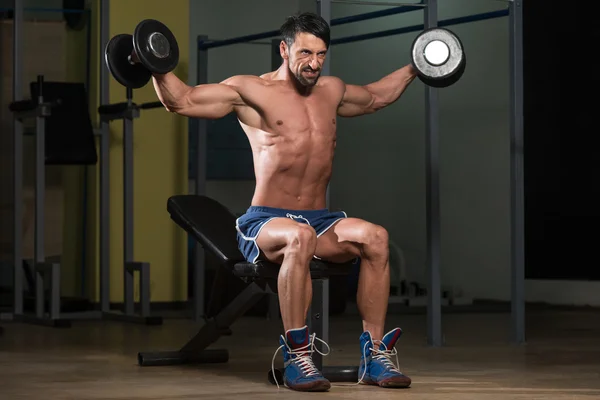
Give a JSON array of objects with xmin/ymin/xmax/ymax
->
[{"xmin": 523, "ymin": 3, "xmax": 600, "ymax": 280}]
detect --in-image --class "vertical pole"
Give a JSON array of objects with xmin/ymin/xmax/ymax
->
[
  {"xmin": 317, "ymin": 0, "xmax": 331, "ymax": 77},
  {"xmin": 50, "ymin": 264, "xmax": 61, "ymax": 320},
  {"xmin": 317, "ymin": 0, "xmax": 331, "ymax": 208},
  {"xmin": 139, "ymin": 263, "xmax": 150, "ymax": 317},
  {"xmin": 99, "ymin": 0, "xmax": 111, "ymax": 313},
  {"xmin": 35, "ymin": 76, "xmax": 46, "ymax": 318},
  {"xmin": 424, "ymin": 0, "xmax": 442, "ymax": 347},
  {"xmin": 123, "ymin": 87, "xmax": 134, "ymax": 316},
  {"xmin": 509, "ymin": 0, "xmax": 525, "ymax": 345},
  {"xmin": 193, "ymin": 36, "xmax": 208, "ymax": 322},
  {"xmin": 271, "ymin": 39, "xmax": 281, "ymax": 69},
  {"xmin": 309, "ymin": 279, "xmax": 328, "ymax": 370},
  {"xmin": 12, "ymin": 0, "xmax": 24, "ymax": 316},
  {"xmin": 266, "ymin": 39, "xmax": 282, "ymax": 320},
  {"xmin": 316, "ymin": 0, "xmax": 332, "ymax": 356},
  {"xmin": 35, "ymin": 75, "xmax": 45, "ymax": 274}
]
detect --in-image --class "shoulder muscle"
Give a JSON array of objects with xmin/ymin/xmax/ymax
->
[{"xmin": 320, "ymin": 76, "xmax": 346, "ymax": 102}]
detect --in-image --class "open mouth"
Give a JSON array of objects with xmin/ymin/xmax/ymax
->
[{"xmin": 303, "ymin": 70, "xmax": 319, "ymax": 77}]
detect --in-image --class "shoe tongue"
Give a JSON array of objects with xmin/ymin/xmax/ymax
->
[
  {"xmin": 286, "ymin": 326, "xmax": 309, "ymax": 349},
  {"xmin": 379, "ymin": 327, "xmax": 403, "ymax": 350}
]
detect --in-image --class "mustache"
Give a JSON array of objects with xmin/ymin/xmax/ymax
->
[{"xmin": 303, "ymin": 68, "xmax": 320, "ymax": 72}]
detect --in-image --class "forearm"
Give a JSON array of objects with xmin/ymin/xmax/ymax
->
[
  {"xmin": 364, "ymin": 64, "xmax": 417, "ymax": 109},
  {"xmin": 152, "ymin": 73, "xmax": 192, "ymax": 112}
]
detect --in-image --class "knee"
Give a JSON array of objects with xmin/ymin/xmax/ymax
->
[
  {"xmin": 284, "ymin": 224, "xmax": 317, "ymax": 257},
  {"xmin": 361, "ymin": 224, "xmax": 389, "ymax": 259}
]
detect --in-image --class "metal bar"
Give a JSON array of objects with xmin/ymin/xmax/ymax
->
[
  {"xmin": 99, "ymin": 0, "xmax": 111, "ymax": 313},
  {"xmin": 319, "ymin": 0, "xmax": 331, "ymax": 209},
  {"xmin": 424, "ymin": 0, "xmax": 442, "ymax": 348},
  {"xmin": 35, "ymin": 77, "xmax": 45, "ymax": 268},
  {"xmin": 267, "ymin": 39, "xmax": 282, "ymax": 321},
  {"xmin": 0, "ymin": 7, "xmax": 88, "ymax": 13},
  {"xmin": 82, "ymin": 8, "xmax": 92, "ymax": 298},
  {"xmin": 193, "ymin": 36, "xmax": 209, "ymax": 322},
  {"xmin": 35, "ymin": 267, "xmax": 44, "ymax": 318},
  {"xmin": 123, "ymin": 88, "xmax": 134, "ymax": 316},
  {"xmin": 308, "ymin": 279, "xmax": 329, "ymax": 370},
  {"xmin": 318, "ymin": 0, "xmax": 331, "ymax": 76},
  {"xmin": 181, "ymin": 282, "xmax": 268, "ymax": 352},
  {"xmin": 331, "ymin": 3, "xmax": 423, "ymax": 25},
  {"xmin": 327, "ymin": 0, "xmax": 427, "ymax": 6},
  {"xmin": 509, "ymin": 0, "xmax": 525, "ymax": 345},
  {"xmin": 35, "ymin": 82, "xmax": 46, "ymax": 320},
  {"xmin": 50, "ymin": 263, "xmax": 60, "ymax": 320},
  {"xmin": 199, "ymin": 30, "xmax": 280, "ymax": 50},
  {"xmin": 198, "ymin": 4, "xmax": 423, "ymax": 50},
  {"xmin": 140, "ymin": 262, "xmax": 150, "ymax": 317},
  {"xmin": 271, "ymin": 38, "xmax": 281, "ymax": 68},
  {"xmin": 332, "ymin": 9, "xmax": 509, "ymax": 45},
  {"xmin": 13, "ymin": 0, "xmax": 24, "ymax": 316}
]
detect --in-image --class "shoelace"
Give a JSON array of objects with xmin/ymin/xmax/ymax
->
[
  {"xmin": 271, "ymin": 333, "xmax": 330, "ymax": 389},
  {"xmin": 358, "ymin": 340, "xmax": 401, "ymax": 384}
]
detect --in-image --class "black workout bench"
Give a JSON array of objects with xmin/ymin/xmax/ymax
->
[{"xmin": 137, "ymin": 195, "xmax": 359, "ymax": 383}]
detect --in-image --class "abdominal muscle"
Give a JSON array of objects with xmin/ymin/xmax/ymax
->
[{"xmin": 241, "ymin": 123, "xmax": 335, "ymax": 211}]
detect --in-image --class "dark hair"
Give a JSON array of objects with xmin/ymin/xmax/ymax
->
[{"xmin": 280, "ymin": 12, "xmax": 331, "ymax": 49}]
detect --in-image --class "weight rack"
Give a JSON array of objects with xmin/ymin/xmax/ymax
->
[
  {"xmin": 7, "ymin": 75, "xmax": 69, "ymax": 327},
  {"xmin": 96, "ymin": 87, "xmax": 164, "ymax": 325}
]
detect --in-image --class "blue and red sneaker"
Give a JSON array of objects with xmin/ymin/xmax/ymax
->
[
  {"xmin": 358, "ymin": 327, "xmax": 411, "ymax": 388},
  {"xmin": 272, "ymin": 325, "xmax": 331, "ymax": 392}
]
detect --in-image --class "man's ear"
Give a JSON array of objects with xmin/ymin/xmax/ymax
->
[{"xmin": 280, "ymin": 40, "xmax": 289, "ymax": 60}]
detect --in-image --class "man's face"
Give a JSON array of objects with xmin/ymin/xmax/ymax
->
[{"xmin": 283, "ymin": 33, "xmax": 327, "ymax": 87}]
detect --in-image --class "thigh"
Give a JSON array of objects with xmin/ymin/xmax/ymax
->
[
  {"xmin": 255, "ymin": 218, "xmax": 315, "ymax": 264},
  {"xmin": 315, "ymin": 217, "xmax": 375, "ymax": 263}
]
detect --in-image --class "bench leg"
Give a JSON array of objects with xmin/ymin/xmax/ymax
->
[
  {"xmin": 308, "ymin": 278, "xmax": 329, "ymax": 370},
  {"xmin": 306, "ymin": 278, "xmax": 359, "ymax": 383},
  {"xmin": 138, "ymin": 281, "xmax": 269, "ymax": 366}
]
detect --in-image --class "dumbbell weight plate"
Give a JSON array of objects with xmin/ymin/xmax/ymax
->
[
  {"xmin": 411, "ymin": 28, "xmax": 466, "ymax": 88},
  {"xmin": 133, "ymin": 19, "xmax": 179, "ymax": 75},
  {"xmin": 105, "ymin": 34, "xmax": 152, "ymax": 88},
  {"xmin": 425, "ymin": 53, "xmax": 466, "ymax": 88}
]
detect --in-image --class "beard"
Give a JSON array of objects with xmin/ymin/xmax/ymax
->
[{"xmin": 293, "ymin": 66, "xmax": 321, "ymax": 87}]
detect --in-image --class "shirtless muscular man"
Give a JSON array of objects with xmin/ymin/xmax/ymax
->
[{"xmin": 152, "ymin": 12, "xmax": 417, "ymax": 392}]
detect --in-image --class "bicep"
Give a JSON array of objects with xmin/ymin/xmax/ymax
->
[{"xmin": 337, "ymin": 83, "xmax": 375, "ymax": 117}]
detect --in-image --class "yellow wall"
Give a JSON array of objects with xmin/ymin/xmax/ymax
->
[{"xmin": 81, "ymin": 0, "xmax": 190, "ymax": 303}]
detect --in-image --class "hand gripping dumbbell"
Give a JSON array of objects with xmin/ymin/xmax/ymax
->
[
  {"xmin": 105, "ymin": 19, "xmax": 179, "ymax": 88},
  {"xmin": 410, "ymin": 27, "xmax": 466, "ymax": 88}
]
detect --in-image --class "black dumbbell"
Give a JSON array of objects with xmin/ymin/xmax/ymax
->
[
  {"xmin": 410, "ymin": 27, "xmax": 466, "ymax": 88},
  {"xmin": 105, "ymin": 19, "xmax": 179, "ymax": 89}
]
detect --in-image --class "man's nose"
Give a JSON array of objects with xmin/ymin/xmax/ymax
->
[{"xmin": 309, "ymin": 58, "xmax": 320, "ymax": 70}]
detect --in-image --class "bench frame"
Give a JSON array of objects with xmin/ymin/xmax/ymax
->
[{"xmin": 137, "ymin": 195, "xmax": 358, "ymax": 383}]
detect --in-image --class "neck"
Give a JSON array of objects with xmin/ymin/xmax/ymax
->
[{"xmin": 274, "ymin": 61, "xmax": 313, "ymax": 96}]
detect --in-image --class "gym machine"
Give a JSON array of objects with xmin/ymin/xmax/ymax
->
[{"xmin": 6, "ymin": 75, "xmax": 162, "ymax": 327}]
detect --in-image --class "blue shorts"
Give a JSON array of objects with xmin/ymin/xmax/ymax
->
[{"xmin": 235, "ymin": 206, "xmax": 347, "ymax": 264}]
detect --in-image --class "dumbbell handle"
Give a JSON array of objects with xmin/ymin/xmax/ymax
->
[{"xmin": 128, "ymin": 50, "xmax": 140, "ymax": 66}]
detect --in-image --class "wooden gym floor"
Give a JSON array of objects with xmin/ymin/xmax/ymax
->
[{"xmin": 1, "ymin": 307, "xmax": 600, "ymax": 399}]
